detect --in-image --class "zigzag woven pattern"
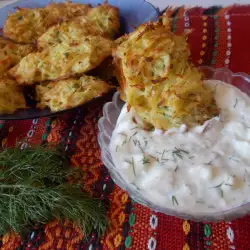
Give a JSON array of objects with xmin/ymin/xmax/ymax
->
[{"xmin": 1, "ymin": 5, "xmax": 250, "ymax": 250}]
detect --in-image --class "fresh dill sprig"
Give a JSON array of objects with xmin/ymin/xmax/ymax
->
[
  {"xmin": 228, "ymin": 151, "xmax": 240, "ymax": 163},
  {"xmin": 133, "ymin": 140, "xmax": 138, "ymax": 146},
  {"xmin": 122, "ymin": 138, "xmax": 128, "ymax": 145},
  {"xmin": 161, "ymin": 149, "xmax": 166, "ymax": 160},
  {"xmin": 118, "ymin": 133, "xmax": 128, "ymax": 146},
  {"xmin": 137, "ymin": 141, "xmax": 144, "ymax": 153},
  {"xmin": 204, "ymin": 160, "xmax": 213, "ymax": 165},
  {"xmin": 0, "ymin": 145, "xmax": 107, "ymax": 236},
  {"xmin": 156, "ymin": 148, "xmax": 190, "ymax": 164},
  {"xmin": 141, "ymin": 156, "xmax": 150, "ymax": 165},
  {"xmin": 234, "ymin": 98, "xmax": 238, "ymax": 108},
  {"xmin": 130, "ymin": 127, "xmax": 138, "ymax": 130},
  {"xmin": 132, "ymin": 132, "xmax": 138, "ymax": 137},
  {"xmin": 125, "ymin": 158, "xmax": 136, "ymax": 176},
  {"xmin": 128, "ymin": 132, "xmax": 138, "ymax": 143},
  {"xmin": 210, "ymin": 182, "xmax": 224, "ymax": 189},
  {"xmin": 172, "ymin": 196, "xmax": 178, "ymax": 206},
  {"xmin": 148, "ymin": 154, "xmax": 159, "ymax": 163},
  {"xmin": 172, "ymin": 147, "xmax": 189, "ymax": 160},
  {"xmin": 174, "ymin": 147, "xmax": 189, "ymax": 155},
  {"xmin": 196, "ymin": 200, "xmax": 205, "ymax": 204},
  {"xmin": 244, "ymin": 169, "xmax": 248, "ymax": 182},
  {"xmin": 220, "ymin": 189, "xmax": 224, "ymax": 198},
  {"xmin": 213, "ymin": 83, "xmax": 219, "ymax": 93}
]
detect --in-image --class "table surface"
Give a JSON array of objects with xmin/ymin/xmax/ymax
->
[{"xmin": 1, "ymin": 1, "xmax": 250, "ymax": 250}]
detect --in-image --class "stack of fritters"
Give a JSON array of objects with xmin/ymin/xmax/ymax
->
[
  {"xmin": 3, "ymin": 1, "xmax": 91, "ymax": 44},
  {"xmin": 0, "ymin": 1, "xmax": 120, "ymax": 114},
  {"xmin": 113, "ymin": 21, "xmax": 219, "ymax": 130}
]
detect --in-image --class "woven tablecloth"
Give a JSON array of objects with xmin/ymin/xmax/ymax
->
[{"xmin": 1, "ymin": 4, "xmax": 250, "ymax": 250}]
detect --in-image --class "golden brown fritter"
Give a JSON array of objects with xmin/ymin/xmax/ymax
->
[
  {"xmin": 9, "ymin": 36, "xmax": 114, "ymax": 85},
  {"xmin": 0, "ymin": 77, "xmax": 26, "ymax": 114},
  {"xmin": 3, "ymin": 8, "xmax": 48, "ymax": 44},
  {"xmin": 45, "ymin": 1, "xmax": 91, "ymax": 21},
  {"xmin": 3, "ymin": 1, "xmax": 90, "ymax": 44},
  {"xmin": 113, "ymin": 22, "xmax": 219, "ymax": 130},
  {"xmin": 37, "ymin": 17, "xmax": 100, "ymax": 50},
  {"xmin": 37, "ymin": 3, "xmax": 119, "ymax": 50},
  {"xmin": 85, "ymin": 3, "xmax": 119, "ymax": 38},
  {"xmin": 36, "ymin": 75, "xmax": 114, "ymax": 111},
  {"xmin": 0, "ymin": 37, "xmax": 34, "ymax": 77}
]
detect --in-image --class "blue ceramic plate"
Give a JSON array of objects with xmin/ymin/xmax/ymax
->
[{"xmin": 0, "ymin": 0, "xmax": 159, "ymax": 120}]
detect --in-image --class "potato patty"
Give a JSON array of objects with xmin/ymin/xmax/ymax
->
[
  {"xmin": 9, "ymin": 36, "xmax": 114, "ymax": 85},
  {"xmin": 0, "ymin": 37, "xmax": 34, "ymax": 77},
  {"xmin": 37, "ymin": 3, "xmax": 120, "ymax": 50},
  {"xmin": 36, "ymin": 75, "xmax": 114, "ymax": 111},
  {"xmin": 113, "ymin": 22, "xmax": 219, "ymax": 130},
  {"xmin": 0, "ymin": 77, "xmax": 26, "ymax": 114}
]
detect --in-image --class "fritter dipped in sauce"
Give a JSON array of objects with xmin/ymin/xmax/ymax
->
[{"xmin": 113, "ymin": 22, "xmax": 219, "ymax": 130}]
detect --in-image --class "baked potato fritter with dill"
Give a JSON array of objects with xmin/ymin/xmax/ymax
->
[
  {"xmin": 0, "ymin": 37, "xmax": 34, "ymax": 77},
  {"xmin": 9, "ymin": 36, "xmax": 114, "ymax": 85},
  {"xmin": 0, "ymin": 38, "xmax": 31, "ymax": 113},
  {"xmin": 36, "ymin": 75, "xmax": 114, "ymax": 111},
  {"xmin": 37, "ymin": 3, "xmax": 119, "ymax": 50},
  {"xmin": 0, "ymin": 78, "xmax": 26, "ymax": 114},
  {"xmin": 113, "ymin": 22, "xmax": 219, "ymax": 130},
  {"xmin": 85, "ymin": 3, "xmax": 119, "ymax": 38},
  {"xmin": 45, "ymin": 1, "xmax": 91, "ymax": 20},
  {"xmin": 3, "ymin": 1, "xmax": 90, "ymax": 43}
]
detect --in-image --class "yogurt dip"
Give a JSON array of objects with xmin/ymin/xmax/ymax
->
[{"xmin": 110, "ymin": 80, "xmax": 250, "ymax": 213}]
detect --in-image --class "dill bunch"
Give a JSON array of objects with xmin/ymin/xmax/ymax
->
[{"xmin": 0, "ymin": 145, "xmax": 107, "ymax": 236}]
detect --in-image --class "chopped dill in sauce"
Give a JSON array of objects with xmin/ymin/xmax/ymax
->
[{"xmin": 172, "ymin": 196, "xmax": 179, "ymax": 206}]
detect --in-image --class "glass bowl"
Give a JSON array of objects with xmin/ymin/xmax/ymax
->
[{"xmin": 98, "ymin": 66, "xmax": 250, "ymax": 221}]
